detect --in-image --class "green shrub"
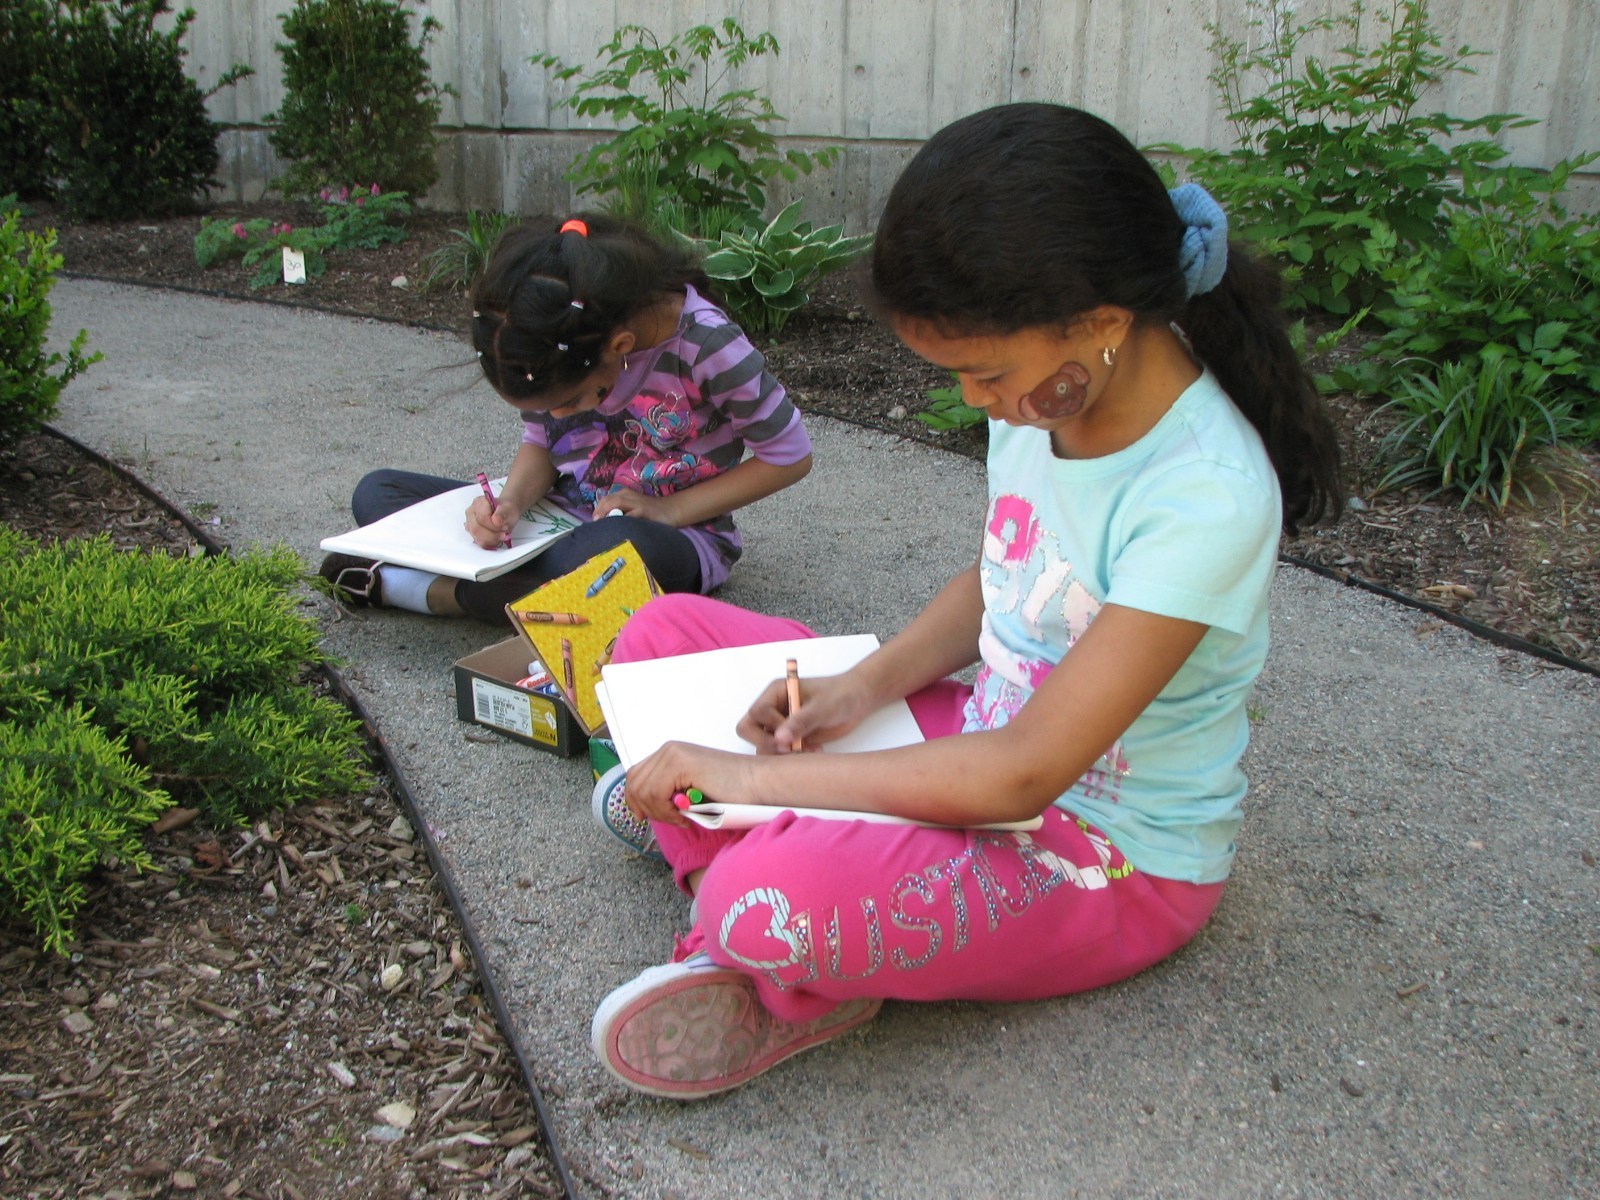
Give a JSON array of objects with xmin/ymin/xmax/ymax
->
[
  {"xmin": 1332, "ymin": 156, "xmax": 1600, "ymax": 431},
  {"xmin": 0, "ymin": 528, "xmax": 370, "ymax": 830},
  {"xmin": 0, "ymin": 705, "xmax": 172, "ymax": 954},
  {"xmin": 0, "ymin": 0, "xmax": 54, "ymax": 201},
  {"xmin": 697, "ymin": 200, "xmax": 871, "ymax": 337},
  {"xmin": 194, "ymin": 185, "xmax": 410, "ymax": 288},
  {"xmin": 536, "ymin": 19, "xmax": 840, "ymax": 232},
  {"xmin": 419, "ymin": 208, "xmax": 516, "ymax": 292},
  {"xmin": 44, "ymin": 0, "xmax": 251, "ymax": 219},
  {"xmin": 914, "ymin": 374, "xmax": 986, "ymax": 433},
  {"xmin": 267, "ymin": 0, "xmax": 449, "ymax": 200},
  {"xmin": 0, "ymin": 210, "xmax": 99, "ymax": 452},
  {"xmin": 594, "ymin": 159, "xmax": 752, "ymax": 244},
  {"xmin": 1154, "ymin": 0, "xmax": 1524, "ymax": 314},
  {"xmin": 1373, "ymin": 358, "xmax": 1591, "ymax": 511},
  {"xmin": 0, "ymin": 524, "xmax": 372, "ymax": 949}
]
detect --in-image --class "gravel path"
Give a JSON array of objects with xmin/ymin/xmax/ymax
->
[{"xmin": 50, "ymin": 278, "xmax": 1600, "ymax": 1199}]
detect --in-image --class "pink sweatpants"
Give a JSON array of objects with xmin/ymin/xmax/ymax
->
[{"xmin": 612, "ymin": 594, "xmax": 1225, "ymax": 1023}]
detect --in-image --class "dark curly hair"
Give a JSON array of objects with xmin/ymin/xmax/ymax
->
[{"xmin": 468, "ymin": 213, "xmax": 713, "ymax": 405}]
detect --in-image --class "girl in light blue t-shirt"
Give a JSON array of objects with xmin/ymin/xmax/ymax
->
[{"xmin": 586, "ymin": 102, "xmax": 1346, "ymax": 1101}]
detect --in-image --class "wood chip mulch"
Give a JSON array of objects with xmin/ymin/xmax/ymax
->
[{"xmin": 0, "ymin": 433, "xmax": 566, "ymax": 1199}]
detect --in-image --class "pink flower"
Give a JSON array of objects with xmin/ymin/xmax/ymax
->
[
  {"xmin": 279, "ymin": 223, "xmax": 292, "ymax": 234},
  {"xmin": 338, "ymin": 185, "xmax": 350, "ymax": 202},
  {"xmin": 319, "ymin": 188, "xmax": 331, "ymax": 201},
  {"xmin": 232, "ymin": 222, "xmax": 246, "ymax": 238},
  {"xmin": 370, "ymin": 183, "xmax": 381, "ymax": 196},
  {"xmin": 355, "ymin": 195, "xmax": 366, "ymax": 207}
]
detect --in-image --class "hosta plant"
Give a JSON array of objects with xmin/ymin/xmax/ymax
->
[{"xmin": 697, "ymin": 201, "xmax": 871, "ymax": 337}]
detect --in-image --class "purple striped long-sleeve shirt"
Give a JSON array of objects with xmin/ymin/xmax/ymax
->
[{"xmin": 521, "ymin": 285, "xmax": 812, "ymax": 592}]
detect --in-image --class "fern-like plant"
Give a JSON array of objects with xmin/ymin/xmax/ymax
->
[
  {"xmin": 536, "ymin": 19, "xmax": 839, "ymax": 224},
  {"xmin": 1152, "ymin": 0, "xmax": 1524, "ymax": 314},
  {"xmin": 0, "ymin": 527, "xmax": 372, "ymax": 951}
]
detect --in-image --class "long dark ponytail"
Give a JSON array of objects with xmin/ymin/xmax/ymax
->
[{"xmin": 871, "ymin": 102, "xmax": 1343, "ymax": 532}]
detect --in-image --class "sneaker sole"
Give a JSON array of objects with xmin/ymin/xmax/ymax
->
[{"xmin": 592, "ymin": 961, "xmax": 881, "ymax": 1100}]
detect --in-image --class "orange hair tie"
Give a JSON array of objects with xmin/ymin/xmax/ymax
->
[{"xmin": 559, "ymin": 219, "xmax": 589, "ymax": 237}]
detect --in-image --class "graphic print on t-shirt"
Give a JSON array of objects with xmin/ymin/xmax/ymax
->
[
  {"xmin": 579, "ymin": 389, "xmax": 719, "ymax": 504},
  {"xmin": 971, "ymin": 491, "xmax": 1130, "ymax": 804}
]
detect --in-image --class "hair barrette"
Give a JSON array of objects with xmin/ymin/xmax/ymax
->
[
  {"xmin": 525, "ymin": 372, "xmax": 534, "ymax": 381},
  {"xmin": 475, "ymin": 350, "xmax": 483, "ymax": 359},
  {"xmin": 569, "ymin": 299, "xmax": 585, "ymax": 311},
  {"xmin": 556, "ymin": 342, "xmax": 568, "ymax": 351},
  {"xmin": 471, "ymin": 310, "xmax": 480, "ymax": 318},
  {"xmin": 559, "ymin": 219, "xmax": 589, "ymax": 237}
]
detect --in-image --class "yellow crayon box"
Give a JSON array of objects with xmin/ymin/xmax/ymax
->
[{"xmin": 502, "ymin": 540, "xmax": 659, "ymax": 735}]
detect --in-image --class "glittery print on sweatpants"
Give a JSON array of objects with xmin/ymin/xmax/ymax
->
[{"xmin": 612, "ymin": 594, "xmax": 1225, "ymax": 1024}]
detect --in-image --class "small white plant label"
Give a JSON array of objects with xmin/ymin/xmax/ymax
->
[{"xmin": 282, "ymin": 247, "xmax": 307, "ymax": 284}]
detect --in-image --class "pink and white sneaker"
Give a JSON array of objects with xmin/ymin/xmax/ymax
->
[{"xmin": 591, "ymin": 952, "xmax": 881, "ymax": 1099}]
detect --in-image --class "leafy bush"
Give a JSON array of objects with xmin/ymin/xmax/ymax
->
[
  {"xmin": 1, "ymin": 705, "xmax": 172, "ymax": 954},
  {"xmin": 0, "ymin": 0, "xmax": 54, "ymax": 201},
  {"xmin": 194, "ymin": 185, "xmax": 410, "ymax": 288},
  {"xmin": 267, "ymin": 0, "xmax": 449, "ymax": 200},
  {"xmin": 0, "ymin": 526, "xmax": 371, "ymax": 950},
  {"xmin": 1332, "ymin": 156, "xmax": 1600, "ymax": 430},
  {"xmin": 419, "ymin": 208, "xmax": 516, "ymax": 292},
  {"xmin": 44, "ymin": 0, "xmax": 251, "ymax": 219},
  {"xmin": 1373, "ymin": 357, "xmax": 1592, "ymax": 511},
  {"xmin": 0, "ymin": 210, "xmax": 99, "ymax": 452},
  {"xmin": 1154, "ymin": 0, "xmax": 1524, "ymax": 314},
  {"xmin": 697, "ymin": 201, "xmax": 871, "ymax": 337},
  {"xmin": 0, "ymin": 534, "xmax": 370, "ymax": 821},
  {"xmin": 595, "ymin": 159, "xmax": 753, "ymax": 245},
  {"xmin": 914, "ymin": 375, "xmax": 986, "ymax": 433},
  {"xmin": 536, "ymin": 19, "xmax": 840, "ymax": 233}
]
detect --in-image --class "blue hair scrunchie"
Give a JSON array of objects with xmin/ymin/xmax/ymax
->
[{"xmin": 1169, "ymin": 183, "xmax": 1228, "ymax": 299}]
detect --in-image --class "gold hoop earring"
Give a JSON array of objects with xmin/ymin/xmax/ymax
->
[{"xmin": 1102, "ymin": 346, "xmax": 1117, "ymax": 367}]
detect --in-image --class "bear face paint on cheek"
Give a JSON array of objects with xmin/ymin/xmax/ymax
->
[{"xmin": 1019, "ymin": 361, "xmax": 1091, "ymax": 421}]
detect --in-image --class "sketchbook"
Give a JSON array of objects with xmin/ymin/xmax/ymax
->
[
  {"xmin": 319, "ymin": 480, "xmax": 582, "ymax": 582},
  {"xmin": 595, "ymin": 635, "xmax": 1043, "ymax": 833}
]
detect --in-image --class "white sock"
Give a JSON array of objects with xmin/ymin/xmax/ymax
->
[{"xmin": 377, "ymin": 565, "xmax": 438, "ymax": 614}]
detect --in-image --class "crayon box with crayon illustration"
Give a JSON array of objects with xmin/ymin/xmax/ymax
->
[{"xmin": 502, "ymin": 540, "xmax": 659, "ymax": 736}]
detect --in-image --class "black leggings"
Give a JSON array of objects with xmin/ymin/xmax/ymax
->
[{"xmin": 350, "ymin": 469, "xmax": 704, "ymax": 623}]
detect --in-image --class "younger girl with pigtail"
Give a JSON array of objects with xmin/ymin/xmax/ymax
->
[
  {"xmin": 321, "ymin": 214, "xmax": 813, "ymax": 621},
  {"xmin": 584, "ymin": 102, "xmax": 1344, "ymax": 1100}
]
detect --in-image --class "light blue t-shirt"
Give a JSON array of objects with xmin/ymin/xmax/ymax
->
[{"xmin": 965, "ymin": 370, "xmax": 1280, "ymax": 883}]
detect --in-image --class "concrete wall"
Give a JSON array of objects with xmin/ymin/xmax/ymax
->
[{"xmin": 183, "ymin": 0, "xmax": 1600, "ymax": 225}]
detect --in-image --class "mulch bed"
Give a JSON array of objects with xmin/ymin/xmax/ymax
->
[{"xmin": 0, "ymin": 435, "xmax": 566, "ymax": 1199}]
